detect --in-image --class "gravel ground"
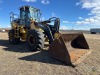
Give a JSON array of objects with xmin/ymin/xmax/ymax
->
[{"xmin": 0, "ymin": 32, "xmax": 100, "ymax": 75}]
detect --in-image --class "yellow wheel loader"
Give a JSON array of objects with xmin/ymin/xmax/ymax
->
[{"xmin": 8, "ymin": 6, "xmax": 92, "ymax": 66}]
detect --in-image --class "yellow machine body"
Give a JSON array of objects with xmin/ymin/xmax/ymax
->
[
  {"xmin": 9, "ymin": 6, "xmax": 92, "ymax": 66},
  {"xmin": 11, "ymin": 20, "xmax": 44, "ymax": 41}
]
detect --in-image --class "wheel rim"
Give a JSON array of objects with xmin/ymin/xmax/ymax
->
[{"xmin": 28, "ymin": 35, "xmax": 36, "ymax": 46}]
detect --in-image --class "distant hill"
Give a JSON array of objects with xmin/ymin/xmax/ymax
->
[
  {"xmin": 60, "ymin": 30, "xmax": 90, "ymax": 34},
  {"xmin": 0, "ymin": 28, "xmax": 11, "ymax": 32},
  {"xmin": 0, "ymin": 28, "xmax": 11, "ymax": 30}
]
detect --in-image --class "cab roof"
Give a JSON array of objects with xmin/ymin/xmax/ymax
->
[{"xmin": 19, "ymin": 6, "xmax": 40, "ymax": 11}]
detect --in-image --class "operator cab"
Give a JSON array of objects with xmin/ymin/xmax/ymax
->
[
  {"xmin": 10, "ymin": 6, "xmax": 41, "ymax": 27},
  {"xmin": 19, "ymin": 6, "xmax": 41, "ymax": 26}
]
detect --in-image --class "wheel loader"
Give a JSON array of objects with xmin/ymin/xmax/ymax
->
[{"xmin": 8, "ymin": 6, "xmax": 92, "ymax": 66}]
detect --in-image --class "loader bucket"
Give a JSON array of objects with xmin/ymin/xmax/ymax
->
[{"xmin": 49, "ymin": 33, "xmax": 92, "ymax": 66}]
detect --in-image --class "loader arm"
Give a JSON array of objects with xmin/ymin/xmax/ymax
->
[{"xmin": 35, "ymin": 17, "xmax": 60, "ymax": 44}]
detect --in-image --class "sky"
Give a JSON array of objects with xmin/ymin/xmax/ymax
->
[{"xmin": 0, "ymin": 0, "xmax": 100, "ymax": 30}]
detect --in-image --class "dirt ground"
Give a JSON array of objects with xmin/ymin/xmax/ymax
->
[{"xmin": 0, "ymin": 32, "xmax": 100, "ymax": 75}]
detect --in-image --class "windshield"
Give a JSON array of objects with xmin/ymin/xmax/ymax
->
[{"xmin": 29, "ymin": 7, "xmax": 41, "ymax": 22}]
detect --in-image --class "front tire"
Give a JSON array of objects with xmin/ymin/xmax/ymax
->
[{"xmin": 27, "ymin": 29, "xmax": 44, "ymax": 51}]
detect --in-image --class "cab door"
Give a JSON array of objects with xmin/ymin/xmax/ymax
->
[{"xmin": 20, "ymin": 11, "xmax": 30, "ymax": 27}]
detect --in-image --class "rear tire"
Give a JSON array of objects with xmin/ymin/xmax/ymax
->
[
  {"xmin": 8, "ymin": 29, "xmax": 20, "ymax": 44},
  {"xmin": 27, "ymin": 29, "xmax": 44, "ymax": 51}
]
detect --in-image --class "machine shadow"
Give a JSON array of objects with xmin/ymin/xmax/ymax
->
[
  {"xmin": 19, "ymin": 50, "xmax": 66, "ymax": 66},
  {"xmin": 0, "ymin": 39, "xmax": 66, "ymax": 66},
  {"xmin": 0, "ymin": 39, "xmax": 32, "ymax": 53}
]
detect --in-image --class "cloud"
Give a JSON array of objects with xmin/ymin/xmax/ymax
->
[
  {"xmin": 7, "ymin": 25, "xmax": 11, "ymax": 28},
  {"xmin": 0, "ymin": 0, "xmax": 2, "ymax": 9},
  {"xmin": 76, "ymin": 2, "xmax": 81, "ymax": 6},
  {"xmin": 78, "ymin": 17, "xmax": 83, "ymax": 19},
  {"xmin": 0, "ymin": 0, "xmax": 2, "ymax": 3},
  {"xmin": 40, "ymin": 17, "xmax": 45, "ymax": 21},
  {"xmin": 80, "ymin": 0, "xmax": 100, "ymax": 9},
  {"xmin": 22, "ymin": 0, "xmax": 37, "ymax": 2},
  {"xmin": 75, "ymin": 0, "xmax": 100, "ymax": 25},
  {"xmin": 22, "ymin": 0, "xmax": 50, "ymax": 4},
  {"xmin": 76, "ymin": 16, "xmax": 99, "ymax": 25},
  {"xmin": 52, "ymin": 13, "xmax": 56, "ymax": 17},
  {"xmin": 41, "ymin": 0, "xmax": 50, "ymax": 4},
  {"xmin": 60, "ymin": 25, "xmax": 68, "ymax": 30},
  {"xmin": 63, "ymin": 20, "xmax": 70, "ymax": 23}
]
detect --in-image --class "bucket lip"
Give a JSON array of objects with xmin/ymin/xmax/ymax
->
[{"xmin": 72, "ymin": 50, "xmax": 93, "ymax": 66}]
